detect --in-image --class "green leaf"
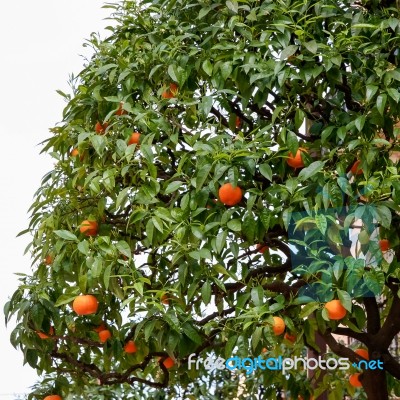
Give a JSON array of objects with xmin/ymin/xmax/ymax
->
[
  {"xmin": 337, "ymin": 290, "xmax": 352, "ymax": 312},
  {"xmin": 294, "ymin": 110, "xmax": 305, "ymax": 131},
  {"xmin": 280, "ymin": 45, "xmax": 298, "ymax": 60},
  {"xmin": 375, "ymin": 205, "xmax": 392, "ymax": 229},
  {"xmin": 252, "ymin": 326, "xmax": 263, "ymax": 351},
  {"xmin": 226, "ymin": 0, "xmax": 238, "ymax": 13},
  {"xmin": 77, "ymin": 240, "xmax": 90, "ymax": 255},
  {"xmin": 91, "ymin": 258, "xmax": 103, "ymax": 279},
  {"xmin": 365, "ymin": 85, "xmax": 378, "ymax": 102},
  {"xmin": 90, "ymin": 135, "xmax": 106, "ymax": 155},
  {"xmin": 299, "ymin": 302, "xmax": 319, "ymax": 319},
  {"xmin": 376, "ymin": 94, "xmax": 387, "ymax": 116},
  {"xmin": 387, "ymin": 88, "xmax": 400, "ymax": 103},
  {"xmin": 196, "ymin": 164, "xmax": 212, "ymax": 191},
  {"xmin": 225, "ymin": 335, "xmax": 238, "ymax": 358},
  {"xmin": 251, "ymin": 286, "xmax": 263, "ymax": 307},
  {"xmin": 227, "ymin": 219, "xmax": 241, "ymax": 231},
  {"xmin": 55, "ymin": 293, "xmax": 79, "ymax": 307},
  {"xmin": 116, "ymin": 241, "xmax": 131, "ymax": 258},
  {"xmin": 165, "ymin": 181, "xmax": 183, "ymax": 195},
  {"xmin": 116, "ymin": 187, "xmax": 130, "ymax": 210},
  {"xmin": 182, "ymin": 323, "xmax": 202, "ymax": 344},
  {"xmin": 315, "ymin": 213, "xmax": 327, "ymax": 235},
  {"xmin": 30, "ymin": 304, "xmax": 44, "ymax": 330},
  {"xmin": 54, "ymin": 230, "xmax": 78, "ymax": 242},
  {"xmin": 304, "ymin": 40, "xmax": 318, "ymax": 54},
  {"xmin": 298, "ymin": 161, "xmax": 325, "ymax": 181},
  {"xmin": 216, "ymin": 231, "xmax": 228, "ymax": 254},
  {"xmin": 167, "ymin": 64, "xmax": 179, "ymax": 83},
  {"xmin": 355, "ymin": 115, "xmax": 366, "ymax": 132},
  {"xmin": 103, "ymin": 264, "xmax": 112, "ymax": 290},
  {"xmin": 201, "ymin": 281, "xmax": 212, "ymax": 305},
  {"xmin": 287, "ymin": 130, "xmax": 299, "ymax": 155},
  {"xmin": 220, "ymin": 61, "xmax": 233, "ymax": 81},
  {"xmin": 202, "ymin": 59, "xmax": 213, "ymax": 76},
  {"xmin": 259, "ymin": 164, "xmax": 273, "ymax": 181},
  {"xmin": 146, "ymin": 219, "xmax": 154, "ymax": 243}
]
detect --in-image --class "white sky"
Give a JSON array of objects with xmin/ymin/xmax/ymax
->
[{"xmin": 0, "ymin": 1, "xmax": 110, "ymax": 397}]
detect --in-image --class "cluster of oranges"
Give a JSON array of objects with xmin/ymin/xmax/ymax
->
[
  {"xmin": 70, "ymin": 82, "xmax": 179, "ymax": 161},
  {"xmin": 38, "ymin": 291, "xmax": 175, "ymax": 400}
]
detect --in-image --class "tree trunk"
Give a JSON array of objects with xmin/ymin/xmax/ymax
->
[{"xmin": 362, "ymin": 369, "xmax": 388, "ymax": 400}]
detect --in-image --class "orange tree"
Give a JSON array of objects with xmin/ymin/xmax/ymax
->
[{"xmin": 4, "ymin": 0, "xmax": 400, "ymax": 399}]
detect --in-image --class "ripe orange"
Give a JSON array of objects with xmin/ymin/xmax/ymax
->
[
  {"xmin": 124, "ymin": 340, "xmax": 137, "ymax": 353},
  {"xmin": 284, "ymin": 332, "xmax": 296, "ymax": 343},
  {"xmin": 70, "ymin": 148, "xmax": 79, "ymax": 157},
  {"xmin": 379, "ymin": 239, "xmax": 390, "ymax": 252},
  {"xmin": 218, "ymin": 183, "xmax": 243, "ymax": 206},
  {"xmin": 44, "ymin": 396, "xmax": 62, "ymax": 400},
  {"xmin": 256, "ymin": 243, "xmax": 268, "ymax": 254},
  {"xmin": 324, "ymin": 299, "xmax": 347, "ymax": 320},
  {"xmin": 72, "ymin": 294, "xmax": 98, "ymax": 315},
  {"xmin": 95, "ymin": 121, "xmax": 108, "ymax": 134},
  {"xmin": 93, "ymin": 323, "xmax": 106, "ymax": 333},
  {"xmin": 37, "ymin": 326, "xmax": 55, "ymax": 339},
  {"xmin": 162, "ymin": 82, "xmax": 179, "ymax": 99},
  {"xmin": 272, "ymin": 316, "xmax": 285, "ymax": 335},
  {"xmin": 128, "ymin": 131, "xmax": 141, "ymax": 145},
  {"xmin": 261, "ymin": 347, "xmax": 268, "ymax": 353},
  {"xmin": 98, "ymin": 329, "xmax": 112, "ymax": 343},
  {"xmin": 350, "ymin": 160, "xmax": 363, "ymax": 175},
  {"xmin": 235, "ymin": 116, "xmax": 241, "ymax": 128},
  {"xmin": 355, "ymin": 348, "xmax": 369, "ymax": 360},
  {"xmin": 161, "ymin": 294, "xmax": 170, "ymax": 305},
  {"xmin": 115, "ymin": 102, "xmax": 127, "ymax": 116},
  {"xmin": 162, "ymin": 356, "xmax": 175, "ymax": 369},
  {"xmin": 44, "ymin": 254, "xmax": 53, "ymax": 265},
  {"xmin": 79, "ymin": 220, "xmax": 98, "ymax": 237},
  {"xmin": 287, "ymin": 148, "xmax": 306, "ymax": 169},
  {"xmin": 349, "ymin": 373, "xmax": 362, "ymax": 387}
]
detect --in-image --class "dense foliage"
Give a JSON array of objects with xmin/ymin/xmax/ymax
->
[{"xmin": 5, "ymin": 0, "xmax": 400, "ymax": 399}]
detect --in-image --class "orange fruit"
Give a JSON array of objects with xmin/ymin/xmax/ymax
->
[
  {"xmin": 124, "ymin": 340, "xmax": 137, "ymax": 353},
  {"xmin": 162, "ymin": 356, "xmax": 175, "ymax": 369},
  {"xmin": 72, "ymin": 294, "xmax": 98, "ymax": 315},
  {"xmin": 379, "ymin": 239, "xmax": 390, "ymax": 252},
  {"xmin": 235, "ymin": 116, "xmax": 241, "ymax": 128},
  {"xmin": 256, "ymin": 243, "xmax": 268, "ymax": 253},
  {"xmin": 93, "ymin": 323, "xmax": 107, "ymax": 333},
  {"xmin": 272, "ymin": 316, "xmax": 285, "ymax": 335},
  {"xmin": 350, "ymin": 160, "xmax": 363, "ymax": 175},
  {"xmin": 218, "ymin": 183, "xmax": 243, "ymax": 206},
  {"xmin": 287, "ymin": 148, "xmax": 306, "ymax": 169},
  {"xmin": 115, "ymin": 102, "xmax": 127, "ymax": 116},
  {"xmin": 349, "ymin": 373, "xmax": 362, "ymax": 387},
  {"xmin": 324, "ymin": 299, "xmax": 347, "ymax": 320},
  {"xmin": 98, "ymin": 329, "xmax": 112, "ymax": 343},
  {"xmin": 95, "ymin": 121, "xmax": 108, "ymax": 134},
  {"xmin": 284, "ymin": 332, "xmax": 296, "ymax": 343},
  {"xmin": 162, "ymin": 82, "xmax": 179, "ymax": 99},
  {"xmin": 37, "ymin": 326, "xmax": 55, "ymax": 339},
  {"xmin": 45, "ymin": 254, "xmax": 53, "ymax": 265},
  {"xmin": 70, "ymin": 148, "xmax": 79, "ymax": 157},
  {"xmin": 161, "ymin": 294, "xmax": 170, "ymax": 305},
  {"xmin": 44, "ymin": 396, "xmax": 62, "ymax": 400},
  {"xmin": 128, "ymin": 131, "xmax": 141, "ymax": 145},
  {"xmin": 261, "ymin": 347, "xmax": 268, "ymax": 353},
  {"xmin": 79, "ymin": 220, "xmax": 98, "ymax": 237},
  {"xmin": 355, "ymin": 348, "xmax": 369, "ymax": 360}
]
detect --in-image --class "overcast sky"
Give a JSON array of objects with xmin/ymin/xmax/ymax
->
[{"xmin": 0, "ymin": 2, "xmax": 110, "ymax": 397}]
